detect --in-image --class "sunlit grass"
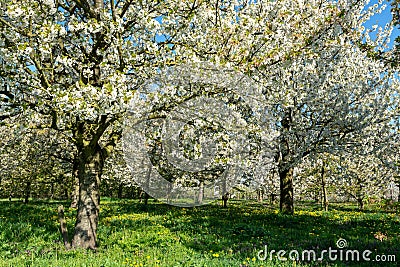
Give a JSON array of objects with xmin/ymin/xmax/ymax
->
[{"xmin": 0, "ymin": 199, "xmax": 398, "ymax": 266}]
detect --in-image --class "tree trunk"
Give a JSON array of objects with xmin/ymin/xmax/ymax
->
[
  {"xmin": 196, "ymin": 180, "xmax": 204, "ymax": 204},
  {"xmin": 269, "ymin": 193, "xmax": 277, "ymax": 205},
  {"xmin": 279, "ymin": 165, "xmax": 294, "ymax": 214},
  {"xmin": 71, "ymin": 149, "xmax": 103, "ymax": 250},
  {"xmin": 70, "ymin": 160, "xmax": 79, "ymax": 209},
  {"xmin": 357, "ymin": 197, "xmax": 364, "ymax": 210},
  {"xmin": 356, "ymin": 180, "xmax": 364, "ymax": 210},
  {"xmin": 129, "ymin": 187, "xmax": 135, "ymax": 199},
  {"xmin": 144, "ymin": 192, "xmax": 149, "ymax": 206},
  {"xmin": 278, "ymin": 109, "xmax": 294, "ymax": 214},
  {"xmin": 50, "ymin": 183, "xmax": 54, "ymax": 200},
  {"xmin": 257, "ymin": 189, "xmax": 263, "ymax": 202},
  {"xmin": 24, "ymin": 181, "xmax": 31, "ymax": 204},
  {"xmin": 139, "ymin": 189, "xmax": 144, "ymax": 203},
  {"xmin": 117, "ymin": 183, "xmax": 123, "ymax": 199},
  {"xmin": 64, "ymin": 187, "xmax": 69, "ymax": 200},
  {"xmin": 321, "ymin": 163, "xmax": 328, "ymax": 212},
  {"xmin": 397, "ymin": 182, "xmax": 400, "ymax": 202},
  {"xmin": 222, "ymin": 193, "xmax": 229, "ymax": 208}
]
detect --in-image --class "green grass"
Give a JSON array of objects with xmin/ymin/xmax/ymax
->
[{"xmin": 0, "ymin": 198, "xmax": 398, "ymax": 266}]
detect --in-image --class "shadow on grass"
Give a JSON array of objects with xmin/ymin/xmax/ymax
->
[
  {"xmin": 1, "ymin": 198, "xmax": 398, "ymax": 266},
  {"xmin": 0, "ymin": 200, "xmax": 74, "ymax": 258},
  {"xmin": 103, "ymin": 199, "xmax": 399, "ymax": 266}
]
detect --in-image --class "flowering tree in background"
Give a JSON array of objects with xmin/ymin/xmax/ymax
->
[
  {"xmin": 0, "ymin": 118, "xmax": 74, "ymax": 201},
  {"xmin": 294, "ymin": 154, "xmax": 339, "ymax": 211},
  {"xmin": 333, "ymin": 153, "xmax": 396, "ymax": 210},
  {"xmin": 169, "ymin": 0, "xmax": 399, "ymax": 214}
]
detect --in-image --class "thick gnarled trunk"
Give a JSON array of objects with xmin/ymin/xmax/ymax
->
[
  {"xmin": 279, "ymin": 164, "xmax": 294, "ymax": 214},
  {"xmin": 71, "ymin": 149, "xmax": 103, "ymax": 250},
  {"xmin": 278, "ymin": 110, "xmax": 294, "ymax": 214}
]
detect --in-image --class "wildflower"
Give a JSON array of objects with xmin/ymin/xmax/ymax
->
[{"xmin": 374, "ymin": 232, "xmax": 387, "ymax": 241}]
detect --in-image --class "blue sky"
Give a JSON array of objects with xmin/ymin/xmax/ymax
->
[
  {"xmin": 363, "ymin": 2, "xmax": 399, "ymax": 48},
  {"xmin": 154, "ymin": 2, "xmax": 400, "ymax": 49}
]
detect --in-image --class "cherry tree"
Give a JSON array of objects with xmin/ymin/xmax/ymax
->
[
  {"xmin": 0, "ymin": 0, "xmax": 197, "ymax": 249},
  {"xmin": 1, "ymin": 0, "xmax": 398, "ymax": 250},
  {"xmin": 0, "ymin": 117, "xmax": 74, "ymax": 201},
  {"xmin": 161, "ymin": 0, "xmax": 399, "ymax": 214},
  {"xmin": 294, "ymin": 154, "xmax": 339, "ymax": 211},
  {"xmin": 101, "ymin": 143, "xmax": 138, "ymax": 199},
  {"xmin": 255, "ymin": 3, "xmax": 399, "ymax": 213},
  {"xmin": 333, "ymin": 152, "xmax": 395, "ymax": 210}
]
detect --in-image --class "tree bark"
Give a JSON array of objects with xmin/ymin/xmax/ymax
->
[
  {"xmin": 357, "ymin": 197, "xmax": 364, "ymax": 210},
  {"xmin": 196, "ymin": 180, "xmax": 204, "ymax": 204},
  {"xmin": 397, "ymin": 182, "xmax": 400, "ymax": 202},
  {"xmin": 279, "ymin": 165, "xmax": 294, "ymax": 214},
  {"xmin": 50, "ymin": 183, "xmax": 54, "ymax": 200},
  {"xmin": 71, "ymin": 148, "xmax": 103, "ymax": 250},
  {"xmin": 356, "ymin": 180, "xmax": 364, "ymax": 210},
  {"xmin": 269, "ymin": 193, "xmax": 277, "ymax": 205},
  {"xmin": 321, "ymin": 163, "xmax": 328, "ymax": 212},
  {"xmin": 117, "ymin": 183, "xmax": 123, "ymax": 199},
  {"xmin": 257, "ymin": 189, "xmax": 263, "ymax": 202},
  {"xmin": 139, "ymin": 189, "xmax": 144, "ymax": 203},
  {"xmin": 222, "ymin": 193, "xmax": 229, "ymax": 208},
  {"xmin": 144, "ymin": 192, "xmax": 149, "ymax": 205},
  {"xmin": 278, "ymin": 109, "xmax": 294, "ymax": 214},
  {"xmin": 70, "ymin": 160, "xmax": 79, "ymax": 209},
  {"xmin": 24, "ymin": 181, "xmax": 31, "ymax": 204}
]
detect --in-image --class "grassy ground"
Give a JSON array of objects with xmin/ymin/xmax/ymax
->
[{"xmin": 0, "ymin": 198, "xmax": 398, "ymax": 266}]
